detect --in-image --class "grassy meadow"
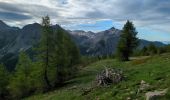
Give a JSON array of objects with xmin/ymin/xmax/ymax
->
[{"xmin": 25, "ymin": 53, "xmax": 170, "ymax": 100}]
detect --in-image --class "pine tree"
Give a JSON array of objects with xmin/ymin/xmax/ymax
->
[{"xmin": 117, "ymin": 20, "xmax": 139, "ymax": 61}]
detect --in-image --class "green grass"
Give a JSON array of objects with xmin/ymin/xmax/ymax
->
[{"xmin": 25, "ymin": 53, "xmax": 170, "ymax": 100}]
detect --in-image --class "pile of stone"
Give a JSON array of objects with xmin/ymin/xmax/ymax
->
[{"xmin": 95, "ymin": 67, "xmax": 124, "ymax": 86}]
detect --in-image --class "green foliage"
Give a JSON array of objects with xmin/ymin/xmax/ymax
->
[
  {"xmin": 36, "ymin": 16, "xmax": 80, "ymax": 89},
  {"xmin": 0, "ymin": 64, "xmax": 9, "ymax": 99},
  {"xmin": 8, "ymin": 52, "xmax": 34, "ymax": 99},
  {"xmin": 147, "ymin": 43, "xmax": 158, "ymax": 55},
  {"xmin": 25, "ymin": 53, "xmax": 170, "ymax": 100},
  {"xmin": 117, "ymin": 20, "xmax": 139, "ymax": 61},
  {"xmin": 140, "ymin": 46, "xmax": 148, "ymax": 56},
  {"xmin": 137, "ymin": 44, "xmax": 170, "ymax": 56},
  {"xmin": 53, "ymin": 27, "xmax": 81, "ymax": 83},
  {"xmin": 7, "ymin": 16, "xmax": 81, "ymax": 99},
  {"xmin": 37, "ymin": 15, "xmax": 56, "ymax": 89},
  {"xmin": 158, "ymin": 45, "xmax": 170, "ymax": 54},
  {"xmin": 80, "ymin": 56, "xmax": 99, "ymax": 67},
  {"xmin": 30, "ymin": 62, "xmax": 46, "ymax": 92}
]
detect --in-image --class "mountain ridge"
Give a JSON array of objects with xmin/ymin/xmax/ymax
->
[
  {"xmin": 0, "ymin": 20, "xmax": 166, "ymax": 57},
  {"xmin": 0, "ymin": 20, "xmax": 166, "ymax": 70}
]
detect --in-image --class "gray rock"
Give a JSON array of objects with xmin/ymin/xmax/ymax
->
[
  {"xmin": 126, "ymin": 97, "xmax": 131, "ymax": 100},
  {"xmin": 139, "ymin": 80, "xmax": 150, "ymax": 91},
  {"xmin": 145, "ymin": 89, "xmax": 168, "ymax": 100},
  {"xmin": 137, "ymin": 80, "xmax": 150, "ymax": 94}
]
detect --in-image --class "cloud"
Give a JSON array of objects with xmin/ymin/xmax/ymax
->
[
  {"xmin": 0, "ymin": 11, "xmax": 32, "ymax": 21},
  {"xmin": 0, "ymin": 0, "xmax": 170, "ymax": 33}
]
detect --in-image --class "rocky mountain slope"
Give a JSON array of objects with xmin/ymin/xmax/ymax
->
[
  {"xmin": 70, "ymin": 27, "xmax": 165, "ymax": 56},
  {"xmin": 0, "ymin": 20, "xmax": 166, "ymax": 70},
  {"xmin": 0, "ymin": 20, "xmax": 165, "ymax": 56}
]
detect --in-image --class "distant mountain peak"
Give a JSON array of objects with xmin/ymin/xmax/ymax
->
[
  {"xmin": 52, "ymin": 24, "xmax": 61, "ymax": 29},
  {"xmin": 0, "ymin": 20, "xmax": 10, "ymax": 29},
  {"xmin": 74, "ymin": 30, "xmax": 85, "ymax": 33},
  {"xmin": 22, "ymin": 23, "xmax": 41, "ymax": 30},
  {"xmin": 162, "ymin": 41, "xmax": 170, "ymax": 45},
  {"xmin": 69, "ymin": 30, "xmax": 95, "ymax": 38},
  {"xmin": 0, "ymin": 20, "xmax": 5, "ymax": 24},
  {"xmin": 109, "ymin": 27, "xmax": 116, "ymax": 30},
  {"xmin": 24, "ymin": 23, "xmax": 40, "ymax": 27}
]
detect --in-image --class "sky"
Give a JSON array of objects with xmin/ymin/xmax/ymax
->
[{"xmin": 0, "ymin": 0, "xmax": 170, "ymax": 42}]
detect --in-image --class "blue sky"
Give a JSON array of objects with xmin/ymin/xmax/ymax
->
[
  {"xmin": 66, "ymin": 20, "xmax": 170, "ymax": 42},
  {"xmin": 0, "ymin": 0, "xmax": 170, "ymax": 42},
  {"xmin": 137, "ymin": 27, "xmax": 170, "ymax": 42}
]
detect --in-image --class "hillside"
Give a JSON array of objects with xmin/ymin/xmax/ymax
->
[
  {"xmin": 25, "ymin": 53, "xmax": 170, "ymax": 100},
  {"xmin": 0, "ymin": 1, "xmax": 170, "ymax": 100}
]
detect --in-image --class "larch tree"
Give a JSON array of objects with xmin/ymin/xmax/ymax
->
[
  {"xmin": 9, "ymin": 52, "xmax": 33, "ymax": 99},
  {"xmin": 38, "ymin": 16, "xmax": 54, "ymax": 89}
]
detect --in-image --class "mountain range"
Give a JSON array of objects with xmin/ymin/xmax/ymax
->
[{"xmin": 0, "ymin": 20, "xmax": 166, "ymax": 70}]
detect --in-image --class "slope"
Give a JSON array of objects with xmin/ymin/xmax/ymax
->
[{"xmin": 25, "ymin": 53, "xmax": 170, "ymax": 100}]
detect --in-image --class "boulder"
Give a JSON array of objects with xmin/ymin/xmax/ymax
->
[
  {"xmin": 139, "ymin": 80, "xmax": 150, "ymax": 91},
  {"xmin": 145, "ymin": 88, "xmax": 168, "ymax": 100},
  {"xmin": 137, "ymin": 80, "xmax": 150, "ymax": 94}
]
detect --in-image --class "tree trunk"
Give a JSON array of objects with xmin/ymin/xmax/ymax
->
[{"xmin": 44, "ymin": 35, "xmax": 51, "ymax": 90}]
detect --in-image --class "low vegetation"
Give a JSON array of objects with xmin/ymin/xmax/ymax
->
[{"xmin": 25, "ymin": 53, "xmax": 170, "ymax": 100}]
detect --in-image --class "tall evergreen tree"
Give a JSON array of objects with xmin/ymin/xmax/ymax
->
[
  {"xmin": 38, "ymin": 16, "xmax": 53, "ymax": 89},
  {"xmin": 117, "ymin": 20, "xmax": 139, "ymax": 61}
]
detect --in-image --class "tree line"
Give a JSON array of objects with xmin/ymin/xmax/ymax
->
[
  {"xmin": 136, "ymin": 44, "xmax": 170, "ymax": 56},
  {"xmin": 0, "ymin": 16, "xmax": 80, "ymax": 99}
]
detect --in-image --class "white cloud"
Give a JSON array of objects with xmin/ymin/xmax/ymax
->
[{"xmin": 0, "ymin": 0, "xmax": 170, "ymax": 33}]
